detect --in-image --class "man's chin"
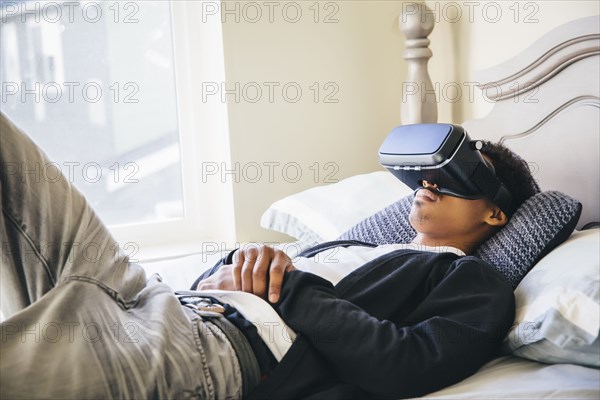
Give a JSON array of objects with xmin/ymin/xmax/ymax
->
[{"xmin": 409, "ymin": 208, "xmax": 429, "ymax": 228}]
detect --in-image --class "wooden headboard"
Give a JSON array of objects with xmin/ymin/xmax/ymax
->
[{"xmin": 400, "ymin": 8, "xmax": 600, "ymax": 229}]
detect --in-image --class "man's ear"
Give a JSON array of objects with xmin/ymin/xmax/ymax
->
[{"xmin": 485, "ymin": 207, "xmax": 508, "ymax": 227}]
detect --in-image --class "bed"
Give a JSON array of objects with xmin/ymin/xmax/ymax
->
[{"xmin": 144, "ymin": 7, "xmax": 600, "ymax": 399}]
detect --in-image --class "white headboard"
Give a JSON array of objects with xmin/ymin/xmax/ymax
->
[{"xmin": 400, "ymin": 9, "xmax": 600, "ymax": 229}]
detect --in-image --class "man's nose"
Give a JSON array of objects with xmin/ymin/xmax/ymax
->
[{"xmin": 422, "ymin": 180, "xmax": 439, "ymax": 190}]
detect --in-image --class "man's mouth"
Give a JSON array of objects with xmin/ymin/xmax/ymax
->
[{"xmin": 415, "ymin": 187, "xmax": 440, "ymax": 202}]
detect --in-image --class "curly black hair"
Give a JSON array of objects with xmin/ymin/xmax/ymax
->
[{"xmin": 480, "ymin": 141, "xmax": 540, "ymax": 217}]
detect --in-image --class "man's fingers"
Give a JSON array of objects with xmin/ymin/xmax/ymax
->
[
  {"xmin": 251, "ymin": 246, "xmax": 272, "ymax": 299},
  {"xmin": 230, "ymin": 245, "xmax": 294, "ymax": 302},
  {"xmin": 231, "ymin": 250, "xmax": 244, "ymax": 291},
  {"xmin": 240, "ymin": 246, "xmax": 260, "ymax": 293},
  {"xmin": 268, "ymin": 251, "xmax": 291, "ymax": 303}
]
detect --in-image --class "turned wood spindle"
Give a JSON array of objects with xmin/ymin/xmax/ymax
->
[{"xmin": 399, "ymin": 2, "xmax": 437, "ymax": 124}]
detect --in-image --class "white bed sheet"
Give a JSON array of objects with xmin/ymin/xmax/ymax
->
[
  {"xmin": 419, "ymin": 355, "xmax": 600, "ymax": 399},
  {"xmin": 141, "ymin": 252, "xmax": 224, "ymax": 291}
]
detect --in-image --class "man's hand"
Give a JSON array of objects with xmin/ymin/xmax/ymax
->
[
  {"xmin": 195, "ymin": 245, "xmax": 296, "ymax": 303},
  {"xmin": 195, "ymin": 264, "xmax": 237, "ymax": 291},
  {"xmin": 232, "ymin": 245, "xmax": 296, "ymax": 303}
]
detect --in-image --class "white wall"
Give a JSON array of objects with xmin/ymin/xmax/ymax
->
[{"xmin": 220, "ymin": 0, "xmax": 408, "ymax": 242}]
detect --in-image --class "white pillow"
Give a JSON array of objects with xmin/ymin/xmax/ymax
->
[
  {"xmin": 260, "ymin": 171, "xmax": 413, "ymax": 244},
  {"xmin": 503, "ymin": 229, "xmax": 600, "ymax": 367}
]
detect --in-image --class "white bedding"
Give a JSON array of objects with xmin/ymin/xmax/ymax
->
[
  {"xmin": 142, "ymin": 252, "xmax": 224, "ymax": 291},
  {"xmin": 419, "ymin": 355, "xmax": 600, "ymax": 399}
]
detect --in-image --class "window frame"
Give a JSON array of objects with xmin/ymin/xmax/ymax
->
[{"xmin": 108, "ymin": 1, "xmax": 236, "ymax": 261}]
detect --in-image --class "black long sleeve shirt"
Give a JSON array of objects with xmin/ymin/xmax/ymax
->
[{"xmin": 248, "ymin": 243, "xmax": 515, "ymax": 399}]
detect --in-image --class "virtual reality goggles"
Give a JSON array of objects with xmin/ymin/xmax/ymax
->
[{"xmin": 379, "ymin": 123, "xmax": 513, "ymax": 215}]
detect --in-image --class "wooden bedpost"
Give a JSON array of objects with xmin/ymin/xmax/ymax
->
[{"xmin": 399, "ymin": 2, "xmax": 437, "ymax": 124}]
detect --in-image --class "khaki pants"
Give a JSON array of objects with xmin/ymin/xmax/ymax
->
[{"xmin": 0, "ymin": 114, "xmax": 244, "ymax": 399}]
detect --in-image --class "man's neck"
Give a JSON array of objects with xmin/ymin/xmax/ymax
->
[{"xmin": 411, "ymin": 233, "xmax": 475, "ymax": 255}]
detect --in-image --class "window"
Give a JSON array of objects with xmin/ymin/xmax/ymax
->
[{"xmin": 1, "ymin": 1, "xmax": 235, "ymax": 260}]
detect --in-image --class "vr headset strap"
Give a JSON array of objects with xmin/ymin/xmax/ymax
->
[{"xmin": 471, "ymin": 163, "xmax": 513, "ymax": 215}]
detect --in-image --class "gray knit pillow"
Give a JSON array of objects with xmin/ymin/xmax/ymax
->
[
  {"xmin": 337, "ymin": 191, "xmax": 582, "ymax": 288},
  {"xmin": 338, "ymin": 195, "xmax": 416, "ymax": 244}
]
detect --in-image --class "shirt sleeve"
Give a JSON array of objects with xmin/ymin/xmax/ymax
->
[{"xmin": 273, "ymin": 257, "xmax": 515, "ymax": 399}]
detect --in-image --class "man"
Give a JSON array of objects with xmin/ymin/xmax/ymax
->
[{"xmin": 0, "ymin": 112, "xmax": 539, "ymax": 399}]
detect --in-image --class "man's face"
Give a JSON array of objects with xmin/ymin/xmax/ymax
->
[{"xmin": 409, "ymin": 182, "xmax": 499, "ymax": 245}]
